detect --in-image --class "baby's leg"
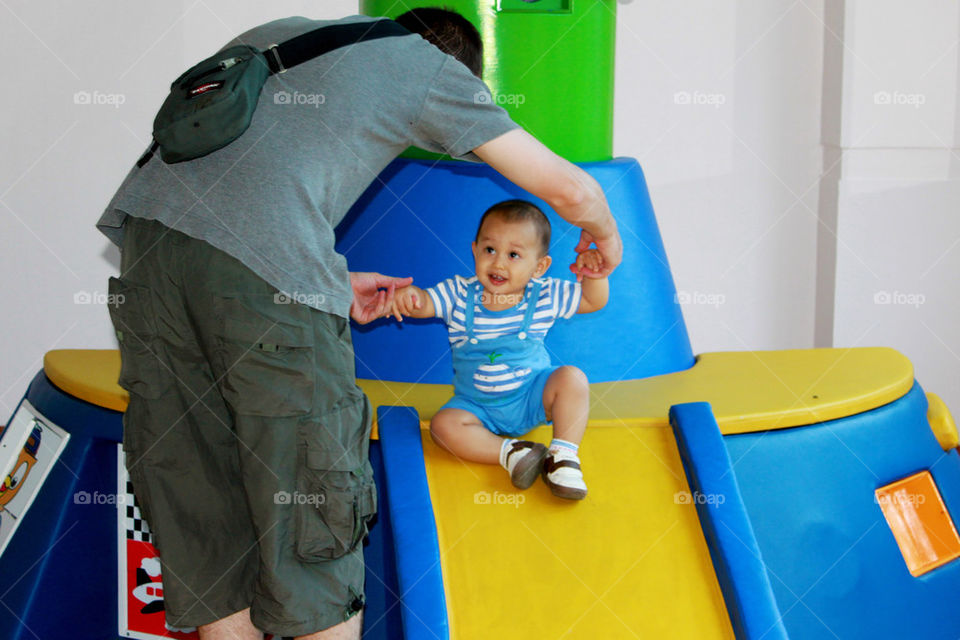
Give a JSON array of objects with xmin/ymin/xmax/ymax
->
[
  {"xmin": 542, "ymin": 365, "xmax": 590, "ymax": 445},
  {"xmin": 541, "ymin": 366, "xmax": 590, "ymax": 500},
  {"xmin": 430, "ymin": 408, "xmax": 503, "ymax": 465}
]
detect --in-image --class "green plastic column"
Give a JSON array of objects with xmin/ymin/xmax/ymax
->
[{"xmin": 361, "ymin": 0, "xmax": 616, "ymax": 162}]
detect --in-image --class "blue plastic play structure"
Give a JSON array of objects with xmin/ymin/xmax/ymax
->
[
  {"xmin": 2, "ymin": 152, "xmax": 958, "ymax": 638},
  {"xmin": 2, "ymin": 2, "xmax": 960, "ymax": 637}
]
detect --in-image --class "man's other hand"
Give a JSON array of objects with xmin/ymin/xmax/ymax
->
[{"xmin": 349, "ymin": 272, "xmax": 413, "ymax": 324}]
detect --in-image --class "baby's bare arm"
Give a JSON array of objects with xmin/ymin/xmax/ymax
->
[
  {"xmin": 579, "ymin": 277, "xmax": 609, "ymax": 314},
  {"xmin": 392, "ymin": 285, "xmax": 436, "ymax": 321}
]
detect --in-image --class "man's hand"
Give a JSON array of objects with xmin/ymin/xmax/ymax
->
[
  {"xmin": 573, "ymin": 228, "xmax": 622, "ymax": 278},
  {"xmin": 473, "ymin": 129, "xmax": 623, "ymax": 278},
  {"xmin": 349, "ymin": 272, "xmax": 413, "ymax": 324}
]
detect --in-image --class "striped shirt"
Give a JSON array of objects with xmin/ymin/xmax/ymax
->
[{"xmin": 426, "ymin": 276, "xmax": 582, "ymax": 346}]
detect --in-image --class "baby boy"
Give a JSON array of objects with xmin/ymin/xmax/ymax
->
[{"xmin": 391, "ymin": 199, "xmax": 608, "ymax": 500}]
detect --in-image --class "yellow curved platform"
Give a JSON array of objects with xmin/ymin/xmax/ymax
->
[
  {"xmin": 43, "ymin": 347, "xmax": 914, "ymax": 436},
  {"xmin": 40, "ymin": 346, "xmax": 916, "ymax": 637},
  {"xmin": 44, "ymin": 349, "xmax": 128, "ymax": 412},
  {"xmin": 362, "ymin": 347, "xmax": 914, "ymax": 435}
]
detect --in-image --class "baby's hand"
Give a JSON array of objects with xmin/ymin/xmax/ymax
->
[
  {"xmin": 570, "ymin": 249, "xmax": 605, "ymax": 282},
  {"xmin": 391, "ymin": 286, "xmax": 424, "ymax": 322}
]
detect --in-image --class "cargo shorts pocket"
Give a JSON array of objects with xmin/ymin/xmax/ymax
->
[
  {"xmin": 107, "ymin": 276, "xmax": 171, "ymax": 400},
  {"xmin": 295, "ymin": 395, "xmax": 377, "ymax": 562},
  {"xmin": 214, "ymin": 295, "xmax": 315, "ymax": 417}
]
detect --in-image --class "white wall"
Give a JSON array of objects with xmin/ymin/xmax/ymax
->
[
  {"xmin": 825, "ymin": 0, "xmax": 960, "ymax": 410},
  {"xmin": 616, "ymin": 0, "xmax": 825, "ymax": 356},
  {"xmin": 0, "ymin": 0, "xmax": 357, "ymax": 417},
  {"xmin": 2, "ymin": 1, "xmax": 957, "ymax": 417}
]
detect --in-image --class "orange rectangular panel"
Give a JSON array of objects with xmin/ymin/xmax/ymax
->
[{"xmin": 876, "ymin": 471, "xmax": 960, "ymax": 577}]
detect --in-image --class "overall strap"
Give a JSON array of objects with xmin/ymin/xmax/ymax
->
[
  {"xmin": 464, "ymin": 281, "xmax": 478, "ymax": 339},
  {"xmin": 518, "ymin": 280, "xmax": 543, "ymax": 336}
]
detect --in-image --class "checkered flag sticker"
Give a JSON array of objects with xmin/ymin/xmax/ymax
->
[{"xmin": 123, "ymin": 479, "xmax": 153, "ymax": 544}]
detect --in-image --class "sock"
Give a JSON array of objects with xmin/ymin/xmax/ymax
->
[
  {"xmin": 499, "ymin": 438, "xmax": 519, "ymax": 469},
  {"xmin": 550, "ymin": 438, "xmax": 579, "ymax": 455}
]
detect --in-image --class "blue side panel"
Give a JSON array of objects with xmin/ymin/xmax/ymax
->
[
  {"xmin": 3, "ymin": 372, "xmax": 407, "ymax": 640},
  {"xmin": 670, "ymin": 402, "xmax": 789, "ymax": 640},
  {"xmin": 336, "ymin": 157, "xmax": 694, "ymax": 384},
  {"xmin": 363, "ymin": 440, "xmax": 404, "ymax": 640},
  {"xmin": 376, "ymin": 406, "xmax": 447, "ymax": 640},
  {"xmin": 0, "ymin": 371, "xmax": 122, "ymax": 639},
  {"xmin": 725, "ymin": 383, "xmax": 960, "ymax": 640}
]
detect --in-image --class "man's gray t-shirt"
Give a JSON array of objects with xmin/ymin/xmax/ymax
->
[{"xmin": 97, "ymin": 15, "xmax": 519, "ymax": 318}]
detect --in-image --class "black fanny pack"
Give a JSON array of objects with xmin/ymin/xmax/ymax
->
[{"xmin": 144, "ymin": 19, "xmax": 409, "ymax": 165}]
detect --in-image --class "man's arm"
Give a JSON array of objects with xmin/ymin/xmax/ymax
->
[{"xmin": 473, "ymin": 129, "xmax": 622, "ymax": 277}]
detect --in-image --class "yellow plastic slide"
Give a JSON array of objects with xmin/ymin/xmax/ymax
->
[{"xmin": 420, "ymin": 422, "xmax": 734, "ymax": 638}]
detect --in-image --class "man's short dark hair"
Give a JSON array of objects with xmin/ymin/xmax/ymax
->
[
  {"xmin": 395, "ymin": 8, "xmax": 483, "ymax": 77},
  {"xmin": 476, "ymin": 200, "xmax": 551, "ymax": 257}
]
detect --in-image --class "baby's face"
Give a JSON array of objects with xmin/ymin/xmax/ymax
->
[{"xmin": 472, "ymin": 216, "xmax": 551, "ymax": 301}]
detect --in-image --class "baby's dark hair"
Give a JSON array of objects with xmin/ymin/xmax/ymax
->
[{"xmin": 475, "ymin": 199, "xmax": 551, "ymax": 256}]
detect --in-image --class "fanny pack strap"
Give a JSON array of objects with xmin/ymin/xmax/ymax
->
[
  {"xmin": 264, "ymin": 19, "xmax": 410, "ymax": 75},
  {"xmin": 137, "ymin": 19, "xmax": 410, "ymax": 168}
]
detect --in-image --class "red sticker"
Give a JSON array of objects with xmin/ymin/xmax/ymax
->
[{"xmin": 188, "ymin": 82, "xmax": 223, "ymax": 97}]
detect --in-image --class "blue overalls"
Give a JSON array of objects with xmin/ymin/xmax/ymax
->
[{"xmin": 439, "ymin": 280, "xmax": 555, "ymax": 437}]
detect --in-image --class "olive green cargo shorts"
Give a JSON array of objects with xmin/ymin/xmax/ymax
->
[{"xmin": 107, "ymin": 216, "xmax": 375, "ymax": 636}]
